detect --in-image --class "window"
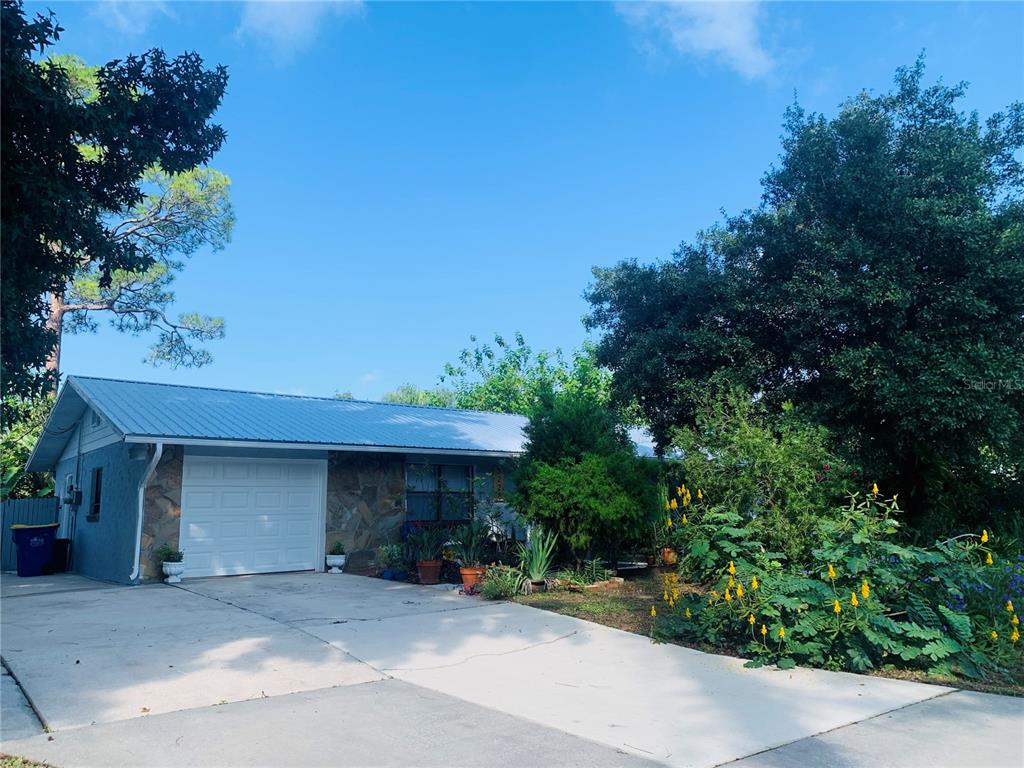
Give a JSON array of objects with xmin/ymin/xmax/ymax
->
[
  {"xmin": 406, "ymin": 463, "xmax": 474, "ymax": 522},
  {"xmin": 89, "ymin": 410, "xmax": 102, "ymax": 428},
  {"xmin": 88, "ymin": 468, "xmax": 102, "ymax": 521}
]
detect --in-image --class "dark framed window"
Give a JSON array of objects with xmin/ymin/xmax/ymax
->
[
  {"xmin": 406, "ymin": 463, "xmax": 474, "ymax": 522},
  {"xmin": 87, "ymin": 467, "xmax": 102, "ymax": 521}
]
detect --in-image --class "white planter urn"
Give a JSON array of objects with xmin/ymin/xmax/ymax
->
[
  {"xmin": 325, "ymin": 554, "xmax": 347, "ymax": 574},
  {"xmin": 162, "ymin": 561, "xmax": 185, "ymax": 584}
]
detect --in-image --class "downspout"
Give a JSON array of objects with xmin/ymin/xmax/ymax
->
[{"xmin": 129, "ymin": 442, "xmax": 163, "ymax": 583}]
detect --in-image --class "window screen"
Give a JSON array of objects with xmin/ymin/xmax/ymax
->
[{"xmin": 406, "ymin": 464, "xmax": 474, "ymax": 522}]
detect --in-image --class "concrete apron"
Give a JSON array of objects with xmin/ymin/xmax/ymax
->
[
  {"xmin": 0, "ymin": 576, "xmax": 383, "ymax": 731},
  {"xmin": 301, "ymin": 600, "xmax": 954, "ymax": 768}
]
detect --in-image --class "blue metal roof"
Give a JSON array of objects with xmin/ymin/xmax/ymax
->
[{"xmin": 27, "ymin": 376, "xmax": 657, "ymax": 470}]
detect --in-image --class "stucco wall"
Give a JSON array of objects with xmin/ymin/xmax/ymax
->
[
  {"xmin": 54, "ymin": 441, "xmax": 150, "ymax": 584},
  {"xmin": 325, "ymin": 452, "xmax": 406, "ymax": 556},
  {"xmin": 140, "ymin": 445, "xmax": 184, "ymax": 580}
]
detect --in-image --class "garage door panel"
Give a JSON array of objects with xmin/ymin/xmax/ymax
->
[
  {"xmin": 255, "ymin": 492, "xmax": 282, "ymax": 508},
  {"xmin": 179, "ymin": 457, "xmax": 324, "ymax": 578},
  {"xmin": 255, "ymin": 464, "xmax": 283, "ymax": 481},
  {"xmin": 287, "ymin": 491, "xmax": 314, "ymax": 508},
  {"xmin": 220, "ymin": 491, "xmax": 249, "ymax": 508}
]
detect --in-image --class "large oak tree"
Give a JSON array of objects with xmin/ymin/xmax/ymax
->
[{"xmin": 586, "ymin": 60, "xmax": 1024, "ymax": 532}]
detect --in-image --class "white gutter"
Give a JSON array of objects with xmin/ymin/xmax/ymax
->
[{"xmin": 129, "ymin": 442, "xmax": 163, "ymax": 583}]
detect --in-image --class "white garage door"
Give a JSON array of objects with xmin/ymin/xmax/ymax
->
[{"xmin": 179, "ymin": 455, "xmax": 326, "ymax": 578}]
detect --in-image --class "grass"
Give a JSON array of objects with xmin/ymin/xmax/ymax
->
[
  {"xmin": 1, "ymin": 757, "xmax": 54, "ymax": 768},
  {"xmin": 516, "ymin": 570, "xmax": 1024, "ymax": 698}
]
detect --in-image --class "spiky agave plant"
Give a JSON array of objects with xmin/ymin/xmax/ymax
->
[{"xmin": 517, "ymin": 529, "xmax": 558, "ymax": 582}]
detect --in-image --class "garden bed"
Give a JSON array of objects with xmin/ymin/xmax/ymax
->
[{"xmin": 516, "ymin": 572, "xmax": 1024, "ymax": 698}]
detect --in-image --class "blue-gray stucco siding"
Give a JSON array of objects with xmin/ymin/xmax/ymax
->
[{"xmin": 54, "ymin": 441, "xmax": 149, "ymax": 584}]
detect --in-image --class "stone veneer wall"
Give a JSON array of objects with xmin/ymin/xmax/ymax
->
[
  {"xmin": 139, "ymin": 445, "xmax": 184, "ymax": 580},
  {"xmin": 326, "ymin": 452, "xmax": 406, "ymax": 557}
]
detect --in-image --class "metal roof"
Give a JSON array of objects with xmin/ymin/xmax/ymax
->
[{"xmin": 27, "ymin": 376, "xmax": 657, "ymax": 471}]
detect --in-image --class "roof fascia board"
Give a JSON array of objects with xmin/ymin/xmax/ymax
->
[
  {"xmin": 66, "ymin": 377, "xmax": 129, "ymax": 436},
  {"xmin": 123, "ymin": 435, "xmax": 520, "ymax": 458},
  {"xmin": 24, "ymin": 383, "xmax": 86, "ymax": 472}
]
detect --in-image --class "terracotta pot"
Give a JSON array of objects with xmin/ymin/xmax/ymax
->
[
  {"xmin": 529, "ymin": 579, "xmax": 547, "ymax": 593},
  {"xmin": 417, "ymin": 560, "xmax": 443, "ymax": 585},
  {"xmin": 660, "ymin": 547, "xmax": 678, "ymax": 566},
  {"xmin": 459, "ymin": 565, "xmax": 486, "ymax": 588}
]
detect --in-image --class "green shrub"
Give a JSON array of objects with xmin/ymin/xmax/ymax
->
[
  {"xmin": 480, "ymin": 565, "xmax": 526, "ymax": 599},
  {"xmin": 555, "ymin": 558, "xmax": 614, "ymax": 588},
  {"xmin": 668, "ymin": 390, "xmax": 856, "ymax": 565},
  {"xmin": 375, "ymin": 543, "xmax": 407, "ymax": 570},
  {"xmin": 514, "ymin": 385, "xmax": 658, "ymax": 562},
  {"xmin": 660, "ymin": 493, "xmax": 1022, "ymax": 680}
]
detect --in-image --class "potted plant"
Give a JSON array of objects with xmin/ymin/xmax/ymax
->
[
  {"xmin": 155, "ymin": 544, "xmax": 185, "ymax": 584},
  {"xmin": 451, "ymin": 520, "xmax": 489, "ymax": 588},
  {"xmin": 516, "ymin": 529, "xmax": 557, "ymax": 592},
  {"xmin": 407, "ymin": 527, "xmax": 447, "ymax": 585},
  {"xmin": 376, "ymin": 543, "xmax": 408, "ymax": 580},
  {"xmin": 326, "ymin": 541, "xmax": 347, "ymax": 573}
]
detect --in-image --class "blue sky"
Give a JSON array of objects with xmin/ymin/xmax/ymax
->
[{"xmin": 35, "ymin": 1, "xmax": 1023, "ymax": 400}]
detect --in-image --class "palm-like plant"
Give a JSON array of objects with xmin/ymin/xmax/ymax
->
[
  {"xmin": 517, "ymin": 529, "xmax": 558, "ymax": 582},
  {"xmin": 451, "ymin": 520, "xmax": 489, "ymax": 567},
  {"xmin": 407, "ymin": 526, "xmax": 448, "ymax": 563}
]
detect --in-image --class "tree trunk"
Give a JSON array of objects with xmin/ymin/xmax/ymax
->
[{"xmin": 45, "ymin": 292, "xmax": 65, "ymax": 392}]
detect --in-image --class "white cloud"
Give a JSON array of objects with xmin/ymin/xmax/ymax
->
[
  {"xmin": 91, "ymin": 1, "xmax": 174, "ymax": 35},
  {"xmin": 616, "ymin": 1, "xmax": 775, "ymax": 79},
  {"xmin": 236, "ymin": 1, "xmax": 364, "ymax": 63}
]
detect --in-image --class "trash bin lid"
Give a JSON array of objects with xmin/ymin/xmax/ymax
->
[{"xmin": 10, "ymin": 523, "xmax": 60, "ymax": 529}]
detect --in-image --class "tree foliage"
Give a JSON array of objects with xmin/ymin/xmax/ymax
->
[
  {"xmin": 1, "ymin": 395, "xmax": 53, "ymax": 499},
  {"xmin": 380, "ymin": 383, "xmax": 456, "ymax": 408},
  {"xmin": 438, "ymin": 333, "xmax": 610, "ymax": 415},
  {"xmin": 380, "ymin": 333, "xmax": 613, "ymax": 416},
  {"xmin": 670, "ymin": 389, "xmax": 857, "ymax": 564},
  {"xmin": 514, "ymin": 386, "xmax": 658, "ymax": 561},
  {"xmin": 586, "ymin": 60, "xmax": 1024, "ymax": 533},
  {"xmin": 1, "ymin": 1, "xmax": 229, "ymax": 401}
]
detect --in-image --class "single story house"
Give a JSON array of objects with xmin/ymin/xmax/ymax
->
[{"xmin": 26, "ymin": 376, "xmax": 532, "ymax": 584}]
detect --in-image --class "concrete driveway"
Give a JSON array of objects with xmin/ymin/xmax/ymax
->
[{"xmin": 2, "ymin": 572, "xmax": 1021, "ymax": 768}]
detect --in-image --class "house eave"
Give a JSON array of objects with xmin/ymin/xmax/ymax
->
[{"xmin": 122, "ymin": 435, "xmax": 521, "ymax": 459}]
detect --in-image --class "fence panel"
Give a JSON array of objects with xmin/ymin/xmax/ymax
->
[{"xmin": 1, "ymin": 497, "xmax": 59, "ymax": 572}]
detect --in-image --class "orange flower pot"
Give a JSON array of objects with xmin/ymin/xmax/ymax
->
[
  {"xmin": 660, "ymin": 547, "xmax": 678, "ymax": 566},
  {"xmin": 459, "ymin": 565, "xmax": 486, "ymax": 588}
]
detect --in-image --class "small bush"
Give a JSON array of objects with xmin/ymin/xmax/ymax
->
[
  {"xmin": 328, "ymin": 541, "xmax": 345, "ymax": 556},
  {"xmin": 555, "ymin": 558, "xmax": 614, "ymax": 588},
  {"xmin": 480, "ymin": 565, "xmax": 526, "ymax": 599},
  {"xmin": 375, "ymin": 543, "xmax": 407, "ymax": 570}
]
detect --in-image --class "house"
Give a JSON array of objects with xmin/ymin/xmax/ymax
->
[{"xmin": 26, "ymin": 376, "xmax": 530, "ymax": 584}]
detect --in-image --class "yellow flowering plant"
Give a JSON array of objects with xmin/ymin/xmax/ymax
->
[{"xmin": 661, "ymin": 492, "xmax": 1022, "ymax": 681}]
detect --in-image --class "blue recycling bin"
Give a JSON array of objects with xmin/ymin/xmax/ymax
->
[{"xmin": 11, "ymin": 523, "xmax": 59, "ymax": 577}]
